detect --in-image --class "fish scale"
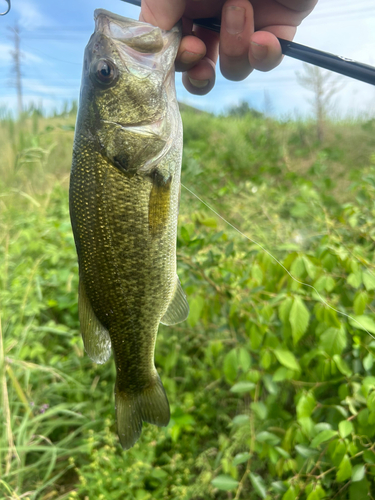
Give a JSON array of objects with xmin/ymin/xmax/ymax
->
[{"xmin": 69, "ymin": 9, "xmax": 189, "ymax": 449}]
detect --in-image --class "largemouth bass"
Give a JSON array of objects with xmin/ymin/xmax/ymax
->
[{"xmin": 69, "ymin": 9, "xmax": 189, "ymax": 450}]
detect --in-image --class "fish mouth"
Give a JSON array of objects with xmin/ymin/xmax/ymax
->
[{"xmin": 94, "ymin": 9, "xmax": 181, "ymax": 56}]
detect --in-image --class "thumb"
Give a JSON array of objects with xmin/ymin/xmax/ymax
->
[{"xmin": 140, "ymin": 0, "xmax": 186, "ymax": 30}]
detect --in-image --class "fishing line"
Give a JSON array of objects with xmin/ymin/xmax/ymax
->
[{"xmin": 182, "ymin": 183, "xmax": 375, "ymax": 341}]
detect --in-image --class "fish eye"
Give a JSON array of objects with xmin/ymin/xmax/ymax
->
[{"xmin": 92, "ymin": 58, "xmax": 118, "ymax": 86}]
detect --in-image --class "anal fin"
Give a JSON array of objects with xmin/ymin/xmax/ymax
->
[
  {"xmin": 78, "ymin": 279, "xmax": 112, "ymax": 364},
  {"xmin": 161, "ymin": 275, "xmax": 189, "ymax": 325}
]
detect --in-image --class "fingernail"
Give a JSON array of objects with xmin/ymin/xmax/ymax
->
[
  {"xmin": 188, "ymin": 77, "xmax": 209, "ymax": 88},
  {"xmin": 180, "ymin": 51, "xmax": 201, "ymax": 65},
  {"xmin": 251, "ymin": 41, "xmax": 268, "ymax": 61},
  {"xmin": 225, "ymin": 6, "xmax": 245, "ymax": 35}
]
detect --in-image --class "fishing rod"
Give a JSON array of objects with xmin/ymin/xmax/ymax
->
[{"xmin": 120, "ymin": 0, "xmax": 375, "ymax": 86}]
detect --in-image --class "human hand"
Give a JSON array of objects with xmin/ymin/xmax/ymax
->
[{"xmin": 140, "ymin": 0, "xmax": 318, "ymax": 95}]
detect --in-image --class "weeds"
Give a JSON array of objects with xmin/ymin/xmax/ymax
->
[{"xmin": 1, "ymin": 109, "xmax": 375, "ymax": 498}]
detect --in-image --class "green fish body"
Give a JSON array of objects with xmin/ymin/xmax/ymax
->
[{"xmin": 69, "ymin": 9, "xmax": 188, "ymax": 449}]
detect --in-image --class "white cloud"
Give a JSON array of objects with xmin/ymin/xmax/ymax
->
[{"xmin": 13, "ymin": 0, "xmax": 53, "ymax": 29}]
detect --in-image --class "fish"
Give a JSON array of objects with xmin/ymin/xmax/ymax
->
[{"xmin": 69, "ymin": 9, "xmax": 189, "ymax": 450}]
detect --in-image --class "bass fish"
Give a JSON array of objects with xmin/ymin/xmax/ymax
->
[{"xmin": 69, "ymin": 9, "xmax": 189, "ymax": 449}]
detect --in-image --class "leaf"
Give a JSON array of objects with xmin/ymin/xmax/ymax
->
[
  {"xmin": 314, "ymin": 275, "xmax": 327, "ymax": 292},
  {"xmin": 282, "ymin": 486, "xmax": 297, "ymax": 500},
  {"xmin": 363, "ymin": 450, "xmax": 375, "ymax": 464},
  {"xmin": 223, "ymin": 349, "xmax": 238, "ymax": 384},
  {"xmin": 187, "ymin": 296, "xmax": 205, "ymax": 328},
  {"xmin": 290, "ymin": 255, "xmax": 305, "ymax": 278},
  {"xmin": 338, "ymin": 420, "xmax": 354, "ymax": 438},
  {"xmin": 295, "ymin": 445, "xmax": 319, "ymax": 458},
  {"xmin": 347, "ymin": 271, "xmax": 362, "ymax": 288},
  {"xmin": 279, "ymin": 297, "xmax": 293, "ymax": 324},
  {"xmin": 232, "ymin": 414, "xmax": 250, "ymax": 426},
  {"xmin": 351, "ymin": 464, "xmax": 365, "ymax": 482},
  {"xmin": 325, "ymin": 276, "xmax": 335, "ymax": 292},
  {"xmin": 180, "ymin": 225, "xmax": 190, "ymax": 243},
  {"xmin": 363, "ymin": 271, "xmax": 375, "ymax": 291},
  {"xmin": 251, "ymin": 401, "xmax": 268, "ymax": 420},
  {"xmin": 274, "ymin": 349, "xmax": 300, "ymax": 371},
  {"xmin": 349, "ymin": 315, "xmax": 375, "ymax": 335},
  {"xmin": 275, "ymin": 447, "xmax": 290, "ymax": 459},
  {"xmin": 289, "ymin": 297, "xmax": 310, "ymax": 345},
  {"xmin": 363, "ymin": 353, "xmax": 374, "ymax": 371},
  {"xmin": 152, "ymin": 468, "xmax": 168, "ymax": 479},
  {"xmin": 249, "ymin": 473, "xmax": 267, "ymax": 499},
  {"xmin": 361, "ymin": 376, "xmax": 375, "ymax": 397},
  {"xmin": 333, "ymin": 355, "xmax": 352, "ymax": 376},
  {"xmin": 230, "ymin": 381, "xmax": 255, "ymax": 394},
  {"xmin": 211, "ymin": 475, "xmax": 239, "ymax": 491},
  {"xmin": 238, "ymin": 347, "xmax": 251, "ymax": 372},
  {"xmin": 319, "ymin": 327, "xmax": 347, "ymax": 356},
  {"xmin": 349, "ymin": 478, "xmax": 371, "ymax": 500},
  {"xmin": 261, "ymin": 350, "xmax": 272, "ymax": 369},
  {"xmin": 336, "ymin": 454, "xmax": 352, "ymax": 482},
  {"xmin": 233, "ymin": 452, "xmax": 251, "ymax": 466},
  {"xmin": 306, "ymin": 485, "xmax": 326, "ymax": 500},
  {"xmin": 311, "ymin": 429, "xmax": 337, "ymax": 448},
  {"xmin": 334, "ymin": 405, "xmax": 348, "ymax": 418},
  {"xmin": 273, "ymin": 367, "xmax": 294, "ymax": 382},
  {"xmin": 252, "ymin": 263, "xmax": 264, "ymax": 284},
  {"xmin": 354, "ymin": 291, "xmax": 368, "ymax": 315},
  {"xmin": 297, "ymin": 392, "xmax": 316, "ymax": 419},
  {"xmin": 200, "ymin": 217, "xmax": 217, "ymax": 228},
  {"xmin": 250, "ymin": 324, "xmax": 263, "ymax": 350},
  {"xmin": 272, "ymin": 481, "xmax": 287, "ymax": 493},
  {"xmin": 299, "ymin": 416, "xmax": 314, "ymax": 436},
  {"xmin": 256, "ymin": 431, "xmax": 280, "ymax": 445},
  {"xmin": 303, "ymin": 256, "xmax": 317, "ymax": 279}
]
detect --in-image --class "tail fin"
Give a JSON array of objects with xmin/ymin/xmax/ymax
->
[{"xmin": 115, "ymin": 375, "xmax": 170, "ymax": 450}]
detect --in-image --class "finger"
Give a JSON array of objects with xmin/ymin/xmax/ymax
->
[
  {"xmin": 194, "ymin": 24, "xmax": 220, "ymax": 65},
  {"xmin": 275, "ymin": 0, "xmax": 318, "ymax": 14},
  {"xmin": 250, "ymin": 0, "xmax": 317, "ymax": 31},
  {"xmin": 248, "ymin": 26, "xmax": 297, "ymax": 72},
  {"xmin": 219, "ymin": 0, "xmax": 255, "ymax": 81},
  {"xmin": 181, "ymin": 24, "xmax": 219, "ymax": 94},
  {"xmin": 175, "ymin": 35, "xmax": 206, "ymax": 72},
  {"xmin": 140, "ymin": 0, "xmax": 185, "ymax": 30},
  {"xmin": 182, "ymin": 57, "xmax": 216, "ymax": 95}
]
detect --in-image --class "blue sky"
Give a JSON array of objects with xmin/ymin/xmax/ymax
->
[{"xmin": 0, "ymin": 0, "xmax": 374, "ymax": 118}]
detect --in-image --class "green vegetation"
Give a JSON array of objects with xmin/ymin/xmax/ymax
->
[{"xmin": 1, "ymin": 105, "xmax": 375, "ymax": 499}]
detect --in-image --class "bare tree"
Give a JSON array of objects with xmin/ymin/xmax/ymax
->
[
  {"xmin": 296, "ymin": 63, "xmax": 344, "ymax": 142},
  {"xmin": 8, "ymin": 23, "xmax": 23, "ymax": 117}
]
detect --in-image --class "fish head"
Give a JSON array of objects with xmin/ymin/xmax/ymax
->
[{"xmin": 78, "ymin": 10, "xmax": 182, "ymax": 173}]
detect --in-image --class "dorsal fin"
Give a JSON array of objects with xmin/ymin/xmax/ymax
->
[{"xmin": 161, "ymin": 276, "xmax": 189, "ymax": 325}]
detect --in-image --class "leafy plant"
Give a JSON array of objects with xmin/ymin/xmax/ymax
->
[{"xmin": 1, "ymin": 109, "xmax": 375, "ymax": 499}]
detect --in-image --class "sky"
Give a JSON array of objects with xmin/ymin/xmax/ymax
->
[{"xmin": 0, "ymin": 0, "xmax": 374, "ymax": 118}]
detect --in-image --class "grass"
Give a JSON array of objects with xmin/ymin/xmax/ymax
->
[{"xmin": 1, "ymin": 106, "xmax": 375, "ymax": 499}]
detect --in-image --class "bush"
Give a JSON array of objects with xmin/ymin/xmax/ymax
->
[{"xmin": 1, "ymin": 110, "xmax": 375, "ymax": 499}]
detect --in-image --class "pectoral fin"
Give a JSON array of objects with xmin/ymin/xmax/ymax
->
[
  {"xmin": 161, "ymin": 276, "xmax": 189, "ymax": 325},
  {"xmin": 148, "ymin": 171, "xmax": 172, "ymax": 238},
  {"xmin": 78, "ymin": 279, "xmax": 112, "ymax": 364}
]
